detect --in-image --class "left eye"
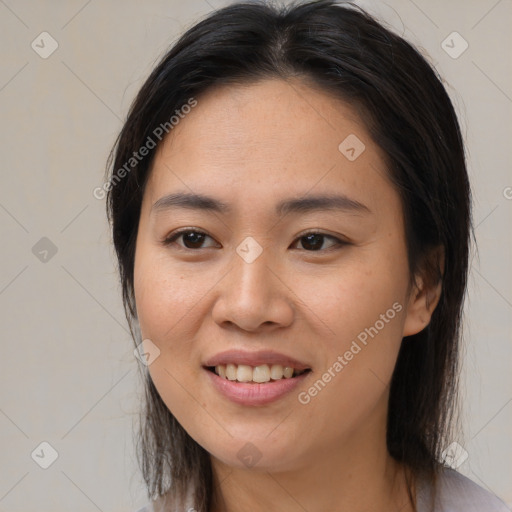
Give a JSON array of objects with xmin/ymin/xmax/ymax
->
[
  {"xmin": 292, "ymin": 232, "xmax": 345, "ymax": 251},
  {"xmin": 162, "ymin": 230, "xmax": 346, "ymax": 252}
]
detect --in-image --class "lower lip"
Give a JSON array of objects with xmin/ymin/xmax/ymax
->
[{"xmin": 204, "ymin": 368, "xmax": 311, "ymax": 406}]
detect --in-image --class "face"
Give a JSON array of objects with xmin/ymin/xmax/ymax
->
[{"xmin": 133, "ymin": 78, "xmax": 431, "ymax": 474}]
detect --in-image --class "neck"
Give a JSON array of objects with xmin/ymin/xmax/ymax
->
[{"xmin": 209, "ymin": 400, "xmax": 416, "ymax": 512}]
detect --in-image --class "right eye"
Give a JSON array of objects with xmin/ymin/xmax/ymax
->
[{"xmin": 162, "ymin": 229, "xmax": 220, "ymax": 250}]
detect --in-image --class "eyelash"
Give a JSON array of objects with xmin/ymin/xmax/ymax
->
[{"xmin": 162, "ymin": 228, "xmax": 349, "ymax": 252}]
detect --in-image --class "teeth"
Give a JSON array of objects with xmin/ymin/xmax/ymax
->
[
  {"xmin": 213, "ymin": 363, "xmax": 307, "ymax": 383},
  {"xmin": 270, "ymin": 364, "xmax": 284, "ymax": 380},
  {"xmin": 253, "ymin": 365, "xmax": 270, "ymax": 383},
  {"xmin": 226, "ymin": 363, "xmax": 237, "ymax": 381},
  {"xmin": 236, "ymin": 364, "xmax": 253, "ymax": 382},
  {"xmin": 283, "ymin": 366, "xmax": 294, "ymax": 378}
]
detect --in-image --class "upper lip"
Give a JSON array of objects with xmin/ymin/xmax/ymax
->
[{"xmin": 203, "ymin": 349, "xmax": 311, "ymax": 371}]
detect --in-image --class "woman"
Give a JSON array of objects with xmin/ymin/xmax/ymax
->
[{"xmin": 105, "ymin": 1, "xmax": 509, "ymax": 511}]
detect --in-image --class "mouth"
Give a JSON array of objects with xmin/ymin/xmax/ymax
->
[
  {"xmin": 204, "ymin": 364, "xmax": 312, "ymax": 384},
  {"xmin": 203, "ymin": 363, "xmax": 312, "ymax": 406},
  {"xmin": 202, "ymin": 350, "xmax": 313, "ymax": 404}
]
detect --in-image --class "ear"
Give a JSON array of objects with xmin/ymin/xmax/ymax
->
[{"xmin": 402, "ymin": 245, "xmax": 445, "ymax": 337}]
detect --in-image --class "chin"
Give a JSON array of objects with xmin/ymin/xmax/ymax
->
[{"xmin": 202, "ymin": 432, "xmax": 307, "ymax": 474}]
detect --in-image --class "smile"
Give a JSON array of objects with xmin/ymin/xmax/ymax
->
[
  {"xmin": 209, "ymin": 363, "xmax": 310, "ymax": 383},
  {"xmin": 204, "ymin": 366, "xmax": 312, "ymax": 406}
]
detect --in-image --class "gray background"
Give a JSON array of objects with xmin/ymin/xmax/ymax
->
[{"xmin": 0, "ymin": 0, "xmax": 511, "ymax": 510}]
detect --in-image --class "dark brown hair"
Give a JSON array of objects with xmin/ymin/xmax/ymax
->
[{"xmin": 105, "ymin": 1, "xmax": 472, "ymax": 510}]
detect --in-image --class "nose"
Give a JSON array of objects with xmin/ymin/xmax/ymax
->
[{"xmin": 211, "ymin": 245, "xmax": 294, "ymax": 333}]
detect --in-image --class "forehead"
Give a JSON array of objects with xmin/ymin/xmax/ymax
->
[{"xmin": 144, "ymin": 78, "xmax": 395, "ymax": 216}]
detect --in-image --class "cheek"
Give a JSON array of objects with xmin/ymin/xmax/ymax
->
[
  {"xmin": 134, "ymin": 256, "xmax": 211, "ymax": 423},
  {"xmin": 293, "ymin": 247, "xmax": 409, "ymax": 345},
  {"xmin": 293, "ymin": 272, "xmax": 407, "ymax": 441},
  {"xmin": 134, "ymin": 250, "xmax": 206, "ymax": 341},
  {"xmin": 293, "ymin": 244, "xmax": 409, "ymax": 403}
]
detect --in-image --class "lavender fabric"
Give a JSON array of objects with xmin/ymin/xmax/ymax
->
[{"xmin": 135, "ymin": 467, "xmax": 510, "ymax": 512}]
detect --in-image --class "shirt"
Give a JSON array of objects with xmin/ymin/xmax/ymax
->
[{"xmin": 135, "ymin": 467, "xmax": 510, "ymax": 512}]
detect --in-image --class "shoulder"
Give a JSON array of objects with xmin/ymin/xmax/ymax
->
[{"xmin": 417, "ymin": 466, "xmax": 510, "ymax": 512}]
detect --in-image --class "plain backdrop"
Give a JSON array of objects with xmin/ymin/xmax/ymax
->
[{"xmin": 0, "ymin": 0, "xmax": 511, "ymax": 510}]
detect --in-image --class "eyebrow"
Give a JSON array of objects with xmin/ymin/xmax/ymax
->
[{"xmin": 151, "ymin": 192, "xmax": 371, "ymax": 216}]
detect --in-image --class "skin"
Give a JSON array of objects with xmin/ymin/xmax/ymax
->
[{"xmin": 133, "ymin": 78, "xmax": 442, "ymax": 512}]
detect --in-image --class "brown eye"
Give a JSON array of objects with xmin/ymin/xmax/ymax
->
[
  {"xmin": 180, "ymin": 231, "xmax": 207, "ymax": 249},
  {"xmin": 163, "ymin": 229, "xmax": 218, "ymax": 250},
  {"xmin": 293, "ymin": 232, "xmax": 346, "ymax": 252}
]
